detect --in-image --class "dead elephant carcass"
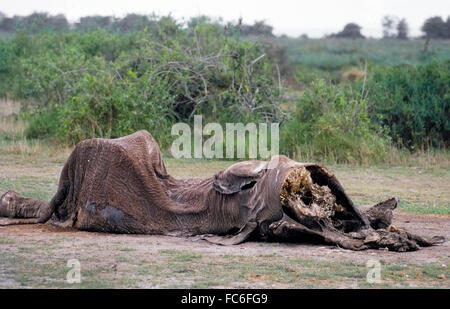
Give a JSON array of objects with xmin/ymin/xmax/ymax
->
[{"xmin": 0, "ymin": 131, "xmax": 444, "ymax": 251}]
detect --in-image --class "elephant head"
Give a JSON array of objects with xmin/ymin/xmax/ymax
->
[{"xmin": 208, "ymin": 155, "xmax": 443, "ymax": 251}]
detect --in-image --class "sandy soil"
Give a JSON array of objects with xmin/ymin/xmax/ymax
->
[{"xmin": 1, "ymin": 211, "xmax": 448, "ymax": 264}]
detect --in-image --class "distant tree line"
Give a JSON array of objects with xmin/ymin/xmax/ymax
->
[
  {"xmin": 0, "ymin": 11, "xmax": 448, "ymax": 39},
  {"xmin": 0, "ymin": 12, "xmax": 169, "ymax": 33},
  {"xmin": 327, "ymin": 15, "xmax": 449, "ymax": 39},
  {"xmin": 0, "ymin": 12, "xmax": 69, "ymax": 33},
  {"xmin": 0, "ymin": 11, "xmax": 276, "ymax": 37}
]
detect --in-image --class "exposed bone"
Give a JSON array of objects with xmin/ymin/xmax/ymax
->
[
  {"xmin": 278, "ymin": 166, "xmax": 445, "ymax": 251},
  {"xmin": 280, "ymin": 167, "xmax": 339, "ymax": 222}
]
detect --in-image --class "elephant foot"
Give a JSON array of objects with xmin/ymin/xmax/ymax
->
[
  {"xmin": 0, "ymin": 190, "xmax": 51, "ymax": 225},
  {"xmin": 0, "ymin": 218, "xmax": 42, "ymax": 226}
]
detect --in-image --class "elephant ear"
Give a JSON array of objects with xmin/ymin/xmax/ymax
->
[
  {"xmin": 203, "ymin": 221, "xmax": 257, "ymax": 245},
  {"xmin": 212, "ymin": 161, "xmax": 267, "ymax": 194}
]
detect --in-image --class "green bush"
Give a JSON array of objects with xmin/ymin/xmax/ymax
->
[
  {"xmin": 0, "ymin": 37, "xmax": 15, "ymax": 95},
  {"xmin": 1, "ymin": 23, "xmax": 282, "ymax": 149},
  {"xmin": 280, "ymin": 79, "xmax": 391, "ymax": 164},
  {"xmin": 366, "ymin": 61, "xmax": 450, "ymax": 149},
  {"xmin": 1, "ymin": 17, "xmax": 448, "ymax": 163}
]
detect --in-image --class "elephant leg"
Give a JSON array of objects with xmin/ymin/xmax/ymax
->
[
  {"xmin": 203, "ymin": 221, "xmax": 258, "ymax": 245},
  {"xmin": 268, "ymin": 216, "xmax": 324, "ymax": 242},
  {"xmin": 0, "ymin": 190, "xmax": 52, "ymax": 224},
  {"xmin": 0, "ymin": 218, "xmax": 43, "ymax": 226},
  {"xmin": 267, "ymin": 215, "xmax": 368, "ymax": 250}
]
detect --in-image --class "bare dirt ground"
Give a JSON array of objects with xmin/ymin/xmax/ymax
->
[
  {"xmin": 0, "ymin": 211, "xmax": 449, "ymax": 288},
  {"xmin": 1, "ymin": 211, "xmax": 448, "ymax": 265}
]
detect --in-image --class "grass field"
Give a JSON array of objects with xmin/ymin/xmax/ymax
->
[
  {"xmin": 284, "ymin": 38, "xmax": 450, "ymax": 67},
  {"xmin": 0, "ymin": 100, "xmax": 449, "ymax": 288},
  {"xmin": 0, "ymin": 229, "xmax": 448, "ymax": 288}
]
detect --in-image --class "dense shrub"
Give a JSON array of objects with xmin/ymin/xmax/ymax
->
[
  {"xmin": 366, "ymin": 61, "xmax": 450, "ymax": 149},
  {"xmin": 1, "ymin": 15, "xmax": 448, "ymax": 163},
  {"xmin": 0, "ymin": 38, "xmax": 14, "ymax": 95},
  {"xmin": 1, "ymin": 24, "xmax": 282, "ymax": 149},
  {"xmin": 280, "ymin": 79, "xmax": 391, "ymax": 164}
]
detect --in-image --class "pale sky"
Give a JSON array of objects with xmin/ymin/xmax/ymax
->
[{"xmin": 0, "ymin": 0, "xmax": 449, "ymax": 38}]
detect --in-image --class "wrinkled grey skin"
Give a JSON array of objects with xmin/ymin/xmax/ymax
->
[
  {"xmin": 0, "ymin": 190, "xmax": 51, "ymax": 224},
  {"xmin": 0, "ymin": 172, "xmax": 443, "ymax": 253},
  {"xmin": 0, "ymin": 135, "xmax": 445, "ymax": 252}
]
